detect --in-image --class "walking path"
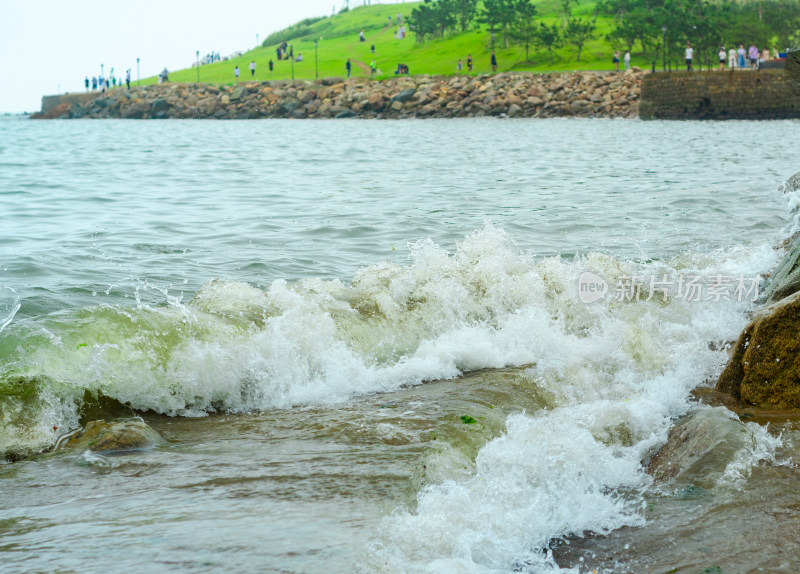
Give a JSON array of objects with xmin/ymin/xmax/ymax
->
[{"xmin": 346, "ymin": 24, "xmax": 392, "ymax": 76}]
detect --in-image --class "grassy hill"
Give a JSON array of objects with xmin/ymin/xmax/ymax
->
[{"xmin": 148, "ymin": 2, "xmax": 647, "ymax": 86}]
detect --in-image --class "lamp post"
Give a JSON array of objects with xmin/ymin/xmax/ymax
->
[
  {"xmin": 137, "ymin": 58, "xmax": 140, "ymax": 86},
  {"xmin": 315, "ymin": 40, "xmax": 319, "ymax": 79},
  {"xmin": 196, "ymin": 50, "xmax": 200, "ymax": 82},
  {"xmin": 101, "ymin": 63, "xmax": 104, "ymax": 82},
  {"xmin": 662, "ymin": 25, "xmax": 667, "ymax": 72}
]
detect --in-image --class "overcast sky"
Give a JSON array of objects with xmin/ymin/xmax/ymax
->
[{"xmin": 0, "ymin": 0, "xmax": 405, "ymax": 113}]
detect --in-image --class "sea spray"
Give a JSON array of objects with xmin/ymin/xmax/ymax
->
[{"xmin": 0, "ymin": 223, "xmax": 778, "ymax": 468}]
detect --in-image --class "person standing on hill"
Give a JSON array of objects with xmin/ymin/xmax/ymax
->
[
  {"xmin": 748, "ymin": 44, "xmax": 759, "ymax": 69},
  {"xmin": 84, "ymin": 77, "xmax": 89, "ymax": 91},
  {"xmin": 467, "ymin": 54, "xmax": 473, "ymax": 72},
  {"xmin": 125, "ymin": 69, "xmax": 131, "ymax": 89},
  {"xmin": 490, "ymin": 50, "xmax": 498, "ymax": 73},
  {"xmin": 728, "ymin": 46, "xmax": 737, "ymax": 69},
  {"xmin": 737, "ymin": 44, "xmax": 746, "ymax": 69},
  {"xmin": 346, "ymin": 58, "xmax": 352, "ymax": 78},
  {"xmin": 718, "ymin": 46, "xmax": 726, "ymax": 70},
  {"xmin": 685, "ymin": 42, "xmax": 693, "ymax": 71},
  {"xmin": 234, "ymin": 65, "xmax": 240, "ymax": 82},
  {"xmin": 624, "ymin": 51, "xmax": 631, "ymax": 70},
  {"xmin": 370, "ymin": 59, "xmax": 377, "ymax": 76},
  {"xmin": 613, "ymin": 51, "xmax": 620, "ymax": 72},
  {"xmin": 457, "ymin": 59, "xmax": 463, "ymax": 73},
  {"xmin": 269, "ymin": 59, "xmax": 273, "ymax": 72},
  {"xmin": 249, "ymin": 60, "xmax": 256, "ymax": 77}
]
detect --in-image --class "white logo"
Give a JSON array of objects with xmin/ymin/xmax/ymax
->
[{"xmin": 578, "ymin": 272, "xmax": 608, "ymax": 304}]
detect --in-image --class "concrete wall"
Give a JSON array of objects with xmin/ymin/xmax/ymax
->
[
  {"xmin": 41, "ymin": 92, "xmax": 100, "ymax": 114},
  {"xmin": 640, "ymin": 69, "xmax": 800, "ymax": 120}
]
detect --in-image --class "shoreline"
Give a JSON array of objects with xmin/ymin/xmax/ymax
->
[{"xmin": 32, "ymin": 70, "xmax": 644, "ymax": 120}]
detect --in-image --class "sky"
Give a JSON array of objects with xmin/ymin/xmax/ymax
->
[{"xmin": 0, "ymin": 0, "xmax": 405, "ymax": 114}]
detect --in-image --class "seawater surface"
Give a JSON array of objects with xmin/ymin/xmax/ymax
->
[{"xmin": 1, "ymin": 116, "xmax": 800, "ymax": 573}]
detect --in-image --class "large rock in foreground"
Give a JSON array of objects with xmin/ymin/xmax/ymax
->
[
  {"xmin": 647, "ymin": 407, "xmax": 750, "ymax": 487},
  {"xmin": 63, "ymin": 418, "xmax": 165, "ymax": 453},
  {"xmin": 716, "ymin": 291, "xmax": 800, "ymax": 408}
]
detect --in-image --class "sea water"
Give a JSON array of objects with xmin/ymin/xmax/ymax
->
[{"xmin": 1, "ymin": 116, "xmax": 799, "ymax": 573}]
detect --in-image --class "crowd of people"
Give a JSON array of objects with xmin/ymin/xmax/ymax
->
[
  {"xmin": 84, "ymin": 69, "xmax": 132, "ymax": 92},
  {"xmin": 683, "ymin": 42, "xmax": 782, "ymax": 71}
]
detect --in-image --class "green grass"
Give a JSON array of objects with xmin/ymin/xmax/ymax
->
[{"xmin": 146, "ymin": 2, "xmax": 651, "ymax": 86}]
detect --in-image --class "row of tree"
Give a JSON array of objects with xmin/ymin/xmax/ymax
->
[
  {"xmin": 409, "ymin": 0, "xmax": 598, "ymax": 62},
  {"xmin": 600, "ymin": 0, "xmax": 800, "ymax": 69},
  {"xmin": 409, "ymin": 0, "xmax": 800, "ymax": 65}
]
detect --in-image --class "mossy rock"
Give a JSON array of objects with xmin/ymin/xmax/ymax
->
[
  {"xmin": 716, "ymin": 291, "xmax": 800, "ymax": 409},
  {"xmin": 64, "ymin": 418, "xmax": 165, "ymax": 454}
]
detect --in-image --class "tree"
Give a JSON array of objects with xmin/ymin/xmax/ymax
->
[
  {"xmin": 565, "ymin": 17, "xmax": 596, "ymax": 61},
  {"xmin": 432, "ymin": 0, "xmax": 458, "ymax": 37},
  {"xmin": 480, "ymin": 0, "xmax": 519, "ymax": 48},
  {"xmin": 478, "ymin": 0, "xmax": 504, "ymax": 47},
  {"xmin": 453, "ymin": 0, "xmax": 480, "ymax": 32},
  {"xmin": 510, "ymin": 0, "xmax": 539, "ymax": 62},
  {"xmin": 561, "ymin": 0, "xmax": 581, "ymax": 28},
  {"xmin": 409, "ymin": 2, "xmax": 437, "ymax": 43},
  {"xmin": 535, "ymin": 21, "xmax": 563, "ymax": 63}
]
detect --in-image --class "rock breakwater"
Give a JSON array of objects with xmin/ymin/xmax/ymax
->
[{"xmin": 34, "ymin": 69, "xmax": 645, "ymax": 120}]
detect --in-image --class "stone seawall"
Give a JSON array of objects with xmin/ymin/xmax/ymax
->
[
  {"xmin": 639, "ymin": 69, "xmax": 800, "ymax": 120},
  {"xmin": 40, "ymin": 92, "xmax": 98, "ymax": 114},
  {"xmin": 33, "ymin": 70, "xmax": 644, "ymax": 120}
]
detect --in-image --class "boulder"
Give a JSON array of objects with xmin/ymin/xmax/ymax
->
[
  {"xmin": 647, "ymin": 407, "xmax": 750, "ymax": 486},
  {"xmin": 123, "ymin": 101, "xmax": 150, "ymax": 119},
  {"xmin": 716, "ymin": 291, "xmax": 800, "ymax": 408},
  {"xmin": 762, "ymin": 229, "xmax": 800, "ymax": 304},
  {"xmin": 63, "ymin": 418, "xmax": 165, "ymax": 454},
  {"xmin": 391, "ymin": 88, "xmax": 417, "ymax": 103}
]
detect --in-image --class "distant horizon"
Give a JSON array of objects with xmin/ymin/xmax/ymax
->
[{"xmin": 0, "ymin": 0, "xmax": 408, "ymax": 114}]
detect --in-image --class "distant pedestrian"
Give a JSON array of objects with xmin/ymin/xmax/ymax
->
[
  {"xmin": 371, "ymin": 44, "xmax": 376, "ymax": 54},
  {"xmin": 737, "ymin": 44, "xmax": 746, "ymax": 69},
  {"xmin": 624, "ymin": 50, "xmax": 631, "ymax": 70},
  {"xmin": 269, "ymin": 59, "xmax": 273, "ymax": 72},
  {"xmin": 467, "ymin": 54, "xmax": 473, "ymax": 72},
  {"xmin": 457, "ymin": 59, "xmax": 463, "ymax": 73},
  {"xmin": 613, "ymin": 51, "xmax": 620, "ymax": 72},
  {"xmin": 346, "ymin": 58, "xmax": 352, "ymax": 78},
  {"xmin": 370, "ymin": 59, "xmax": 377, "ymax": 76},
  {"xmin": 685, "ymin": 42, "xmax": 693, "ymax": 71},
  {"xmin": 84, "ymin": 77, "xmax": 89, "ymax": 91},
  {"xmin": 388, "ymin": 15, "xmax": 392, "ymax": 25},
  {"xmin": 249, "ymin": 60, "xmax": 256, "ymax": 77},
  {"xmin": 718, "ymin": 46, "xmax": 726, "ymax": 70},
  {"xmin": 728, "ymin": 47, "xmax": 737, "ymax": 69},
  {"xmin": 277, "ymin": 47, "xmax": 282, "ymax": 61},
  {"xmin": 92, "ymin": 76, "xmax": 97, "ymax": 91},
  {"xmin": 490, "ymin": 50, "xmax": 497, "ymax": 73},
  {"xmin": 234, "ymin": 65, "xmax": 240, "ymax": 82},
  {"xmin": 748, "ymin": 44, "xmax": 759, "ymax": 70},
  {"xmin": 359, "ymin": 30, "xmax": 365, "ymax": 42},
  {"xmin": 125, "ymin": 69, "xmax": 131, "ymax": 89},
  {"xmin": 397, "ymin": 13, "xmax": 402, "ymax": 24}
]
